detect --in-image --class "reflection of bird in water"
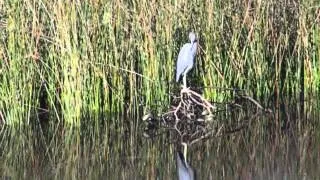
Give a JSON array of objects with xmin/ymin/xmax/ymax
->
[
  {"xmin": 177, "ymin": 143, "xmax": 195, "ymax": 180},
  {"xmin": 176, "ymin": 32, "xmax": 198, "ymax": 88}
]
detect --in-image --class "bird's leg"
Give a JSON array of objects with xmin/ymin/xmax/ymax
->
[
  {"xmin": 183, "ymin": 75, "xmax": 187, "ymax": 88},
  {"xmin": 182, "ymin": 142, "xmax": 188, "ymax": 160}
]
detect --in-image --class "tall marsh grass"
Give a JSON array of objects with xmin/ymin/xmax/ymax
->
[
  {"xmin": 0, "ymin": 1, "xmax": 320, "ymax": 179},
  {"xmin": 0, "ymin": 0, "xmax": 319, "ymax": 126}
]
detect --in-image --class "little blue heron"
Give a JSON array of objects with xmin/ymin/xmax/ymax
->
[
  {"xmin": 177, "ymin": 143, "xmax": 195, "ymax": 180},
  {"xmin": 176, "ymin": 32, "xmax": 198, "ymax": 88}
]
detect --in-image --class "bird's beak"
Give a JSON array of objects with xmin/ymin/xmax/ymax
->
[{"xmin": 191, "ymin": 39, "xmax": 197, "ymax": 49}]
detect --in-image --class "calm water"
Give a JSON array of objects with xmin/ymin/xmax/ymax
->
[{"xmin": 0, "ymin": 101, "xmax": 319, "ymax": 180}]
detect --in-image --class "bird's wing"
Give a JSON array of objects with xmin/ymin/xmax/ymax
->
[
  {"xmin": 177, "ymin": 152, "xmax": 191, "ymax": 180},
  {"xmin": 176, "ymin": 43, "xmax": 191, "ymax": 82},
  {"xmin": 186, "ymin": 164, "xmax": 195, "ymax": 180}
]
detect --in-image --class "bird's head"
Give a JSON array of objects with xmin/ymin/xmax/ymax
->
[{"xmin": 189, "ymin": 32, "xmax": 197, "ymax": 44}]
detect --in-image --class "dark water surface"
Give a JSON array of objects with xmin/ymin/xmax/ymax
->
[{"xmin": 0, "ymin": 101, "xmax": 319, "ymax": 180}]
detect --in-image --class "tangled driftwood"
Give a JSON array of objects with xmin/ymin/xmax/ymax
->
[{"xmin": 143, "ymin": 87, "xmax": 271, "ymax": 146}]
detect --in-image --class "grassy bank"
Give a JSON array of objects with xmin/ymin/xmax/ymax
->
[
  {"xmin": 0, "ymin": 0, "xmax": 319, "ymax": 126},
  {"xmin": 1, "ymin": 1, "xmax": 320, "ymax": 179}
]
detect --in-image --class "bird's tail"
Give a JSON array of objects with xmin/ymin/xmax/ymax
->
[
  {"xmin": 177, "ymin": 151, "xmax": 187, "ymax": 169},
  {"xmin": 176, "ymin": 73, "xmax": 180, "ymax": 82}
]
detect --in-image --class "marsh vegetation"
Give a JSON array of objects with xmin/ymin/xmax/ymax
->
[{"xmin": 0, "ymin": 0, "xmax": 319, "ymax": 179}]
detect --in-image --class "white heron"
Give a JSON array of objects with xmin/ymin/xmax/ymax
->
[
  {"xmin": 176, "ymin": 32, "xmax": 198, "ymax": 88},
  {"xmin": 177, "ymin": 143, "xmax": 195, "ymax": 180}
]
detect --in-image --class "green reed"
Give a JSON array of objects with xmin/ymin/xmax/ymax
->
[
  {"xmin": 1, "ymin": 1, "xmax": 320, "ymax": 179},
  {"xmin": 0, "ymin": 0, "xmax": 319, "ymax": 126}
]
